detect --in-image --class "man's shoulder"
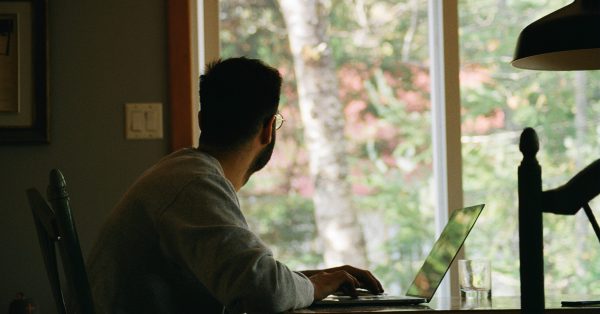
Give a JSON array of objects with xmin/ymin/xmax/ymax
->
[
  {"xmin": 160, "ymin": 147, "xmax": 223, "ymax": 175},
  {"xmin": 138, "ymin": 148, "xmax": 226, "ymax": 186},
  {"xmin": 119, "ymin": 148, "xmax": 232, "ymax": 207},
  {"xmin": 149, "ymin": 148, "xmax": 239, "ymax": 206}
]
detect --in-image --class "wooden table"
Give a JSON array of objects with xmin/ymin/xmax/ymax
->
[{"xmin": 290, "ymin": 296, "xmax": 600, "ymax": 313}]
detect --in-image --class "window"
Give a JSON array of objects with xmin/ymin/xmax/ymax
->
[
  {"xmin": 217, "ymin": 0, "xmax": 448, "ymax": 296},
  {"xmin": 194, "ymin": 0, "xmax": 600, "ymax": 299},
  {"xmin": 459, "ymin": 0, "xmax": 600, "ymax": 295}
]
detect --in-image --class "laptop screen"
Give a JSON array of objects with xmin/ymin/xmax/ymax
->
[{"xmin": 405, "ymin": 204, "xmax": 485, "ymax": 301}]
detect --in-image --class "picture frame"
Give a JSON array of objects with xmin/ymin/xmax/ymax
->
[{"xmin": 0, "ymin": 0, "xmax": 48, "ymax": 143}]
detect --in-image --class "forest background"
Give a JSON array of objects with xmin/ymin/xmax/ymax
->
[{"xmin": 217, "ymin": 0, "xmax": 600, "ymax": 296}]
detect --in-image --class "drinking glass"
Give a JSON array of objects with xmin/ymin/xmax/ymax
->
[{"xmin": 458, "ymin": 259, "xmax": 491, "ymax": 299}]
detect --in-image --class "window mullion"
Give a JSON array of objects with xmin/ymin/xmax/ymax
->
[{"xmin": 428, "ymin": 0, "xmax": 463, "ymax": 300}]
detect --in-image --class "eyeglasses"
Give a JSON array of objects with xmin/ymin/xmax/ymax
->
[{"xmin": 274, "ymin": 112, "xmax": 285, "ymax": 130}]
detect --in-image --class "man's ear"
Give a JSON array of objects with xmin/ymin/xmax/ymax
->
[{"xmin": 259, "ymin": 116, "xmax": 275, "ymax": 145}]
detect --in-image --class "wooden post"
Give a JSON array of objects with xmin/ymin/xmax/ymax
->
[
  {"xmin": 518, "ymin": 128, "xmax": 544, "ymax": 314},
  {"xmin": 47, "ymin": 169, "xmax": 94, "ymax": 314},
  {"xmin": 168, "ymin": 0, "xmax": 195, "ymax": 151}
]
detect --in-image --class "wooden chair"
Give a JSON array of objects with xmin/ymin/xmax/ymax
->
[
  {"xmin": 518, "ymin": 127, "xmax": 600, "ymax": 314},
  {"xmin": 26, "ymin": 169, "xmax": 94, "ymax": 314}
]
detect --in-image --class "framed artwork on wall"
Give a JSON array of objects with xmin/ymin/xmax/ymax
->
[{"xmin": 0, "ymin": 0, "xmax": 48, "ymax": 143}]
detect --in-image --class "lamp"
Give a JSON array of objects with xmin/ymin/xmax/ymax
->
[{"xmin": 512, "ymin": 0, "xmax": 600, "ymax": 70}]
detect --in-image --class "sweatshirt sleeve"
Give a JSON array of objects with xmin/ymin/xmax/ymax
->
[{"xmin": 157, "ymin": 175, "xmax": 314, "ymax": 313}]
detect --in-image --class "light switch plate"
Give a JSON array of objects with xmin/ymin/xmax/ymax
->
[{"xmin": 125, "ymin": 103, "xmax": 163, "ymax": 139}]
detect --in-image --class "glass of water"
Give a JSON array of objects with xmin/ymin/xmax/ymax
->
[{"xmin": 458, "ymin": 259, "xmax": 492, "ymax": 299}]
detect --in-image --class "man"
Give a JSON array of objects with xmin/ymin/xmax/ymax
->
[{"xmin": 87, "ymin": 57, "xmax": 383, "ymax": 313}]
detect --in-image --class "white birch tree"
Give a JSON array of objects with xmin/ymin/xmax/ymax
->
[{"xmin": 278, "ymin": 0, "xmax": 368, "ymax": 267}]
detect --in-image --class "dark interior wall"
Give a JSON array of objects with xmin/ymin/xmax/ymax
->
[{"xmin": 0, "ymin": 0, "xmax": 170, "ymax": 312}]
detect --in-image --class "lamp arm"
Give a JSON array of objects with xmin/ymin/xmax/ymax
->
[{"xmin": 542, "ymin": 159, "xmax": 600, "ymax": 215}]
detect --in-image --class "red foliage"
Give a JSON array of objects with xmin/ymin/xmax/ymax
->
[{"xmin": 462, "ymin": 108, "xmax": 505, "ymax": 134}]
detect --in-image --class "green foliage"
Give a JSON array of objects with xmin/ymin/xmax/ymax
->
[
  {"xmin": 353, "ymin": 168, "xmax": 435, "ymax": 292},
  {"xmin": 239, "ymin": 193, "xmax": 323, "ymax": 269},
  {"xmin": 219, "ymin": 0, "xmax": 290, "ymax": 66}
]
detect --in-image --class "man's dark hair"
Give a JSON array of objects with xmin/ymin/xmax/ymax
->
[{"xmin": 199, "ymin": 57, "xmax": 282, "ymax": 151}]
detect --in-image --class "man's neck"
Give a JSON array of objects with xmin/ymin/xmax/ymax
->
[{"xmin": 198, "ymin": 145, "xmax": 254, "ymax": 191}]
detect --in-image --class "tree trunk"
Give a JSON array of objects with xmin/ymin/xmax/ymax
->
[{"xmin": 278, "ymin": 0, "xmax": 368, "ymax": 267}]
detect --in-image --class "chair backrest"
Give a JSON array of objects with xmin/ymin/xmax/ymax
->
[
  {"xmin": 518, "ymin": 127, "xmax": 600, "ymax": 313},
  {"xmin": 26, "ymin": 169, "xmax": 94, "ymax": 314}
]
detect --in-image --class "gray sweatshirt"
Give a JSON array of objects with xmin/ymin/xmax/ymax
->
[{"xmin": 87, "ymin": 148, "xmax": 314, "ymax": 313}]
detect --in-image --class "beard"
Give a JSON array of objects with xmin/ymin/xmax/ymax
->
[{"xmin": 244, "ymin": 131, "xmax": 276, "ymax": 184}]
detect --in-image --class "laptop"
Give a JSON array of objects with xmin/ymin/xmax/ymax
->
[{"xmin": 312, "ymin": 204, "xmax": 485, "ymax": 306}]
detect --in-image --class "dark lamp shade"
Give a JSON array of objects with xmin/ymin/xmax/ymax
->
[{"xmin": 512, "ymin": 0, "xmax": 600, "ymax": 71}]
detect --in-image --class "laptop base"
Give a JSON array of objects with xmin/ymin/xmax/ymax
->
[{"xmin": 312, "ymin": 294, "xmax": 426, "ymax": 306}]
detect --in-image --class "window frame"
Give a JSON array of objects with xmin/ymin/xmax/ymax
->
[
  {"xmin": 168, "ymin": 0, "xmax": 219, "ymax": 150},
  {"xmin": 428, "ymin": 0, "xmax": 463, "ymax": 299}
]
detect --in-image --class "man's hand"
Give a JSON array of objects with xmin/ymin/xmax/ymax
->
[
  {"xmin": 308, "ymin": 270, "xmax": 360, "ymax": 300},
  {"xmin": 303, "ymin": 265, "xmax": 384, "ymax": 301}
]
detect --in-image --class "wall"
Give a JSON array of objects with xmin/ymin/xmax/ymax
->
[{"xmin": 0, "ymin": 0, "xmax": 169, "ymax": 312}]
